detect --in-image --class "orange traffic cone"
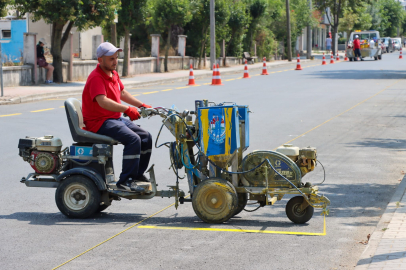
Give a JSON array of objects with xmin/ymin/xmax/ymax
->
[
  {"xmin": 295, "ymin": 54, "xmax": 302, "ymax": 70},
  {"xmin": 243, "ymin": 59, "xmax": 250, "ymax": 78},
  {"xmin": 261, "ymin": 57, "xmax": 269, "ymax": 75},
  {"xmin": 400, "ymin": 48, "xmax": 403, "ymax": 59},
  {"xmin": 211, "ymin": 64, "xmax": 223, "ymax": 85},
  {"xmin": 187, "ymin": 64, "xmax": 196, "ymax": 85},
  {"xmin": 336, "ymin": 52, "xmax": 340, "ymax": 61},
  {"xmin": 330, "ymin": 51, "xmax": 335, "ymax": 64},
  {"xmin": 322, "ymin": 53, "xmax": 326, "ymax": 65},
  {"xmin": 344, "ymin": 52, "xmax": 348, "ymax": 61}
]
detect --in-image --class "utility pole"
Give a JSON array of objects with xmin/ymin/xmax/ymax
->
[
  {"xmin": 306, "ymin": 0, "xmax": 312, "ymax": 59},
  {"xmin": 210, "ymin": 0, "xmax": 216, "ymax": 69},
  {"xmin": 0, "ymin": 42, "xmax": 3, "ymax": 97},
  {"xmin": 286, "ymin": 0, "xmax": 292, "ymax": 61}
]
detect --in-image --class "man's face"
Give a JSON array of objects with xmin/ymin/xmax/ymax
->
[{"xmin": 98, "ymin": 52, "xmax": 119, "ymax": 72}]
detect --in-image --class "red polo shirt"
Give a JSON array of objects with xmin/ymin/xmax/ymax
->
[
  {"xmin": 353, "ymin": 39, "xmax": 361, "ymax": 49},
  {"xmin": 82, "ymin": 64, "xmax": 124, "ymax": 133}
]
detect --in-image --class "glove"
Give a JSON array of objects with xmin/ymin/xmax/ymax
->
[
  {"xmin": 140, "ymin": 103, "xmax": 152, "ymax": 108},
  {"xmin": 124, "ymin": 106, "xmax": 140, "ymax": 121}
]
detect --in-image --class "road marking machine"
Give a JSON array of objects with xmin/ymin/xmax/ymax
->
[{"xmin": 18, "ymin": 98, "xmax": 330, "ymax": 223}]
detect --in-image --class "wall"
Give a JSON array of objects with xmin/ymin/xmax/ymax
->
[
  {"xmin": 4, "ymin": 56, "xmax": 244, "ymax": 87},
  {"xmin": 1, "ymin": 19, "xmax": 26, "ymax": 62}
]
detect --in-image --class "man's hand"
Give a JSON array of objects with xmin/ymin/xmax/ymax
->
[
  {"xmin": 140, "ymin": 103, "xmax": 152, "ymax": 108},
  {"xmin": 124, "ymin": 106, "xmax": 140, "ymax": 121}
]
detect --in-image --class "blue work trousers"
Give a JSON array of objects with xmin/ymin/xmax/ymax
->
[{"xmin": 97, "ymin": 117, "xmax": 152, "ymax": 184}]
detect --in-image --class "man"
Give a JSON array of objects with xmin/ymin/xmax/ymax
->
[
  {"xmin": 353, "ymin": 35, "xmax": 363, "ymax": 61},
  {"xmin": 82, "ymin": 42, "xmax": 152, "ymax": 193},
  {"xmin": 36, "ymin": 38, "xmax": 54, "ymax": 84},
  {"xmin": 326, "ymin": 36, "xmax": 332, "ymax": 54}
]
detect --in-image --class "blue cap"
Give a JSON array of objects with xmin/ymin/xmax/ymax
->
[{"xmin": 96, "ymin": 42, "xmax": 122, "ymax": 58}]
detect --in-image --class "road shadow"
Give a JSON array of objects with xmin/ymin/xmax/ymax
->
[
  {"xmin": 306, "ymin": 70, "xmax": 406, "ymax": 80},
  {"xmin": 357, "ymin": 251, "xmax": 406, "ymax": 266},
  {"xmin": 345, "ymin": 138, "xmax": 406, "ymax": 150},
  {"xmin": 0, "ymin": 211, "xmax": 144, "ymax": 226}
]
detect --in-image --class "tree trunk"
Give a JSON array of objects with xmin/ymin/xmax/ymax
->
[
  {"xmin": 122, "ymin": 27, "xmax": 130, "ymax": 77},
  {"xmin": 110, "ymin": 23, "xmax": 117, "ymax": 46},
  {"xmin": 50, "ymin": 21, "xmax": 66, "ymax": 83},
  {"xmin": 198, "ymin": 26, "xmax": 207, "ymax": 69},
  {"xmin": 164, "ymin": 25, "xmax": 171, "ymax": 72}
]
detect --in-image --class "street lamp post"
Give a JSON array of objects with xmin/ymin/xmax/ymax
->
[{"xmin": 210, "ymin": 0, "xmax": 216, "ymax": 69}]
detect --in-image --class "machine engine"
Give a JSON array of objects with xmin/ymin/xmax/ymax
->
[{"xmin": 18, "ymin": 135, "xmax": 63, "ymax": 174}]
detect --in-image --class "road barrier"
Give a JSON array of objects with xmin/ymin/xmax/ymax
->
[
  {"xmin": 400, "ymin": 48, "xmax": 403, "ymax": 59},
  {"xmin": 211, "ymin": 64, "xmax": 223, "ymax": 85},
  {"xmin": 243, "ymin": 59, "xmax": 250, "ymax": 78},
  {"xmin": 330, "ymin": 51, "xmax": 335, "ymax": 64},
  {"xmin": 261, "ymin": 57, "xmax": 269, "ymax": 75},
  {"xmin": 295, "ymin": 54, "xmax": 303, "ymax": 70},
  {"xmin": 344, "ymin": 52, "xmax": 348, "ymax": 61},
  {"xmin": 336, "ymin": 52, "xmax": 340, "ymax": 61},
  {"xmin": 187, "ymin": 64, "xmax": 196, "ymax": 86},
  {"xmin": 322, "ymin": 53, "xmax": 326, "ymax": 65}
]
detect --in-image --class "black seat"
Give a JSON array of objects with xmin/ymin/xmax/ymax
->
[{"xmin": 65, "ymin": 98, "xmax": 118, "ymax": 145}]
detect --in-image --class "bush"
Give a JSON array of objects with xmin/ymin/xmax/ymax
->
[{"xmin": 338, "ymin": 37, "xmax": 347, "ymax": 44}]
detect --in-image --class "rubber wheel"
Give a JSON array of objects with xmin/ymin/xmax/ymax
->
[
  {"xmin": 378, "ymin": 55, "xmax": 382, "ymax": 60},
  {"xmin": 374, "ymin": 57, "xmax": 378, "ymax": 60},
  {"xmin": 192, "ymin": 178, "xmax": 238, "ymax": 223},
  {"xmin": 233, "ymin": 193, "xmax": 248, "ymax": 217},
  {"xmin": 96, "ymin": 204, "xmax": 109, "ymax": 213},
  {"xmin": 285, "ymin": 196, "xmax": 314, "ymax": 224},
  {"xmin": 55, "ymin": 175, "xmax": 101, "ymax": 219},
  {"xmin": 349, "ymin": 57, "xmax": 353, "ymax": 62}
]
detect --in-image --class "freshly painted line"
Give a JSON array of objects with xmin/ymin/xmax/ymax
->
[
  {"xmin": 139, "ymin": 215, "xmax": 326, "ymax": 236},
  {"xmin": 284, "ymin": 70, "xmax": 289, "ymax": 71},
  {"xmin": 253, "ymin": 74, "xmax": 260, "ymax": 76},
  {"xmin": 0, "ymin": 113, "xmax": 22, "ymax": 117},
  {"xmin": 161, "ymin": 89, "xmax": 173, "ymax": 92},
  {"xmin": 176, "ymin": 86, "xmax": 190, "ymax": 89},
  {"xmin": 225, "ymin": 79, "xmax": 235, "ymax": 81},
  {"xmin": 59, "ymin": 106, "xmax": 64, "ymax": 108},
  {"xmin": 281, "ymin": 79, "xmax": 402, "ymax": 146},
  {"xmin": 203, "ymin": 83, "xmax": 211, "ymax": 85},
  {"xmin": 142, "ymin": 91, "xmax": 159, "ymax": 95},
  {"xmin": 270, "ymin": 72, "xmax": 276, "ymax": 74},
  {"xmin": 132, "ymin": 94, "xmax": 140, "ymax": 96},
  {"xmin": 31, "ymin": 108, "xmax": 54, "ymax": 113}
]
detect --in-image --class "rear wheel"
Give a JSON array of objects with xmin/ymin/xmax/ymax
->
[
  {"xmin": 233, "ymin": 193, "xmax": 248, "ymax": 217},
  {"xmin": 374, "ymin": 57, "xmax": 378, "ymax": 60},
  {"xmin": 349, "ymin": 57, "xmax": 353, "ymax": 62},
  {"xmin": 378, "ymin": 54, "xmax": 382, "ymax": 60},
  {"xmin": 55, "ymin": 175, "xmax": 101, "ymax": 218},
  {"xmin": 192, "ymin": 178, "xmax": 238, "ymax": 223},
  {"xmin": 285, "ymin": 196, "xmax": 314, "ymax": 224}
]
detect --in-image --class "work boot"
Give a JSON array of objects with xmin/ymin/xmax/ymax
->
[{"xmin": 117, "ymin": 179, "xmax": 145, "ymax": 193}]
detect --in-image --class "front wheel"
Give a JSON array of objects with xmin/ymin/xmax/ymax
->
[
  {"xmin": 285, "ymin": 196, "xmax": 314, "ymax": 224},
  {"xmin": 192, "ymin": 178, "xmax": 238, "ymax": 223},
  {"xmin": 378, "ymin": 54, "xmax": 382, "ymax": 60},
  {"xmin": 349, "ymin": 57, "xmax": 353, "ymax": 62},
  {"xmin": 55, "ymin": 175, "xmax": 101, "ymax": 219}
]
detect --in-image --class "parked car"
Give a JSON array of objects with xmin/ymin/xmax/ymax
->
[
  {"xmin": 393, "ymin": 39, "xmax": 401, "ymax": 51},
  {"xmin": 381, "ymin": 37, "xmax": 393, "ymax": 53}
]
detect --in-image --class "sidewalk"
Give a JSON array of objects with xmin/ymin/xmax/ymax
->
[
  {"xmin": 355, "ymin": 175, "xmax": 406, "ymax": 270},
  {"xmin": 0, "ymin": 59, "xmax": 310, "ymax": 105}
]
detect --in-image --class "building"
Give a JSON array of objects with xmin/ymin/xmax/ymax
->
[{"xmin": 0, "ymin": 11, "xmax": 102, "ymax": 63}]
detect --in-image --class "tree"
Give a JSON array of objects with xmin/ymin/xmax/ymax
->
[
  {"xmin": 339, "ymin": 5, "xmax": 372, "ymax": 41},
  {"xmin": 378, "ymin": 0, "xmax": 404, "ymax": 37},
  {"xmin": 244, "ymin": 0, "xmax": 268, "ymax": 54},
  {"xmin": 0, "ymin": 0, "xmax": 12, "ymax": 17},
  {"xmin": 315, "ymin": 0, "xmax": 369, "ymax": 54},
  {"xmin": 149, "ymin": 0, "xmax": 192, "ymax": 72},
  {"xmin": 117, "ymin": 0, "xmax": 147, "ymax": 77},
  {"xmin": 14, "ymin": 0, "xmax": 120, "ymax": 82},
  {"xmin": 226, "ymin": 1, "xmax": 250, "ymax": 60}
]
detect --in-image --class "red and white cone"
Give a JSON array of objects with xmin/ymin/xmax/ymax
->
[
  {"xmin": 336, "ymin": 52, "xmax": 340, "ymax": 61},
  {"xmin": 330, "ymin": 51, "xmax": 335, "ymax": 64},
  {"xmin": 243, "ymin": 59, "xmax": 250, "ymax": 78},
  {"xmin": 295, "ymin": 54, "xmax": 302, "ymax": 70},
  {"xmin": 344, "ymin": 52, "xmax": 348, "ymax": 61},
  {"xmin": 322, "ymin": 53, "xmax": 326, "ymax": 65},
  {"xmin": 261, "ymin": 57, "xmax": 269, "ymax": 75},
  {"xmin": 187, "ymin": 64, "xmax": 196, "ymax": 85},
  {"xmin": 400, "ymin": 48, "xmax": 403, "ymax": 59},
  {"xmin": 211, "ymin": 64, "xmax": 223, "ymax": 85}
]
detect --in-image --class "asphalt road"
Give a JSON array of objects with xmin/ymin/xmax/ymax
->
[{"xmin": 1, "ymin": 53, "xmax": 406, "ymax": 270}]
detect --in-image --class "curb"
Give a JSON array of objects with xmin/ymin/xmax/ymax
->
[
  {"xmin": 0, "ymin": 59, "xmax": 311, "ymax": 105},
  {"xmin": 354, "ymin": 174, "xmax": 406, "ymax": 269}
]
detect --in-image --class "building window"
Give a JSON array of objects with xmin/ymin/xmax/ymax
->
[{"xmin": 2, "ymin": 30, "xmax": 11, "ymax": 39}]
